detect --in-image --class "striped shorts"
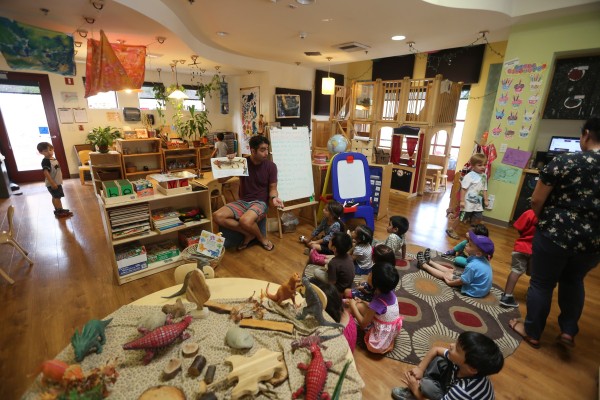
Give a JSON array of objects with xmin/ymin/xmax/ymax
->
[{"xmin": 226, "ymin": 200, "xmax": 268, "ymax": 221}]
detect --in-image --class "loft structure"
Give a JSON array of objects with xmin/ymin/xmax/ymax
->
[{"xmin": 313, "ymin": 74, "xmax": 463, "ymax": 196}]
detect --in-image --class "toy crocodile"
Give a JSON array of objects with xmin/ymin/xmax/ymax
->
[{"xmin": 71, "ymin": 318, "xmax": 112, "ymax": 362}]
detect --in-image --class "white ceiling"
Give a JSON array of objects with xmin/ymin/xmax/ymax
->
[{"xmin": 0, "ymin": 0, "xmax": 599, "ymax": 77}]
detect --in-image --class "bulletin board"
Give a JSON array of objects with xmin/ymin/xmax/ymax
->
[{"xmin": 269, "ymin": 126, "xmax": 314, "ymax": 202}]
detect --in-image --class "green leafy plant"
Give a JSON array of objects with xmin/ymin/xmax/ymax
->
[
  {"xmin": 177, "ymin": 105, "xmax": 212, "ymax": 142},
  {"xmin": 86, "ymin": 126, "xmax": 121, "ymax": 153}
]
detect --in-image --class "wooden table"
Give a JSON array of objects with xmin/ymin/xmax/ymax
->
[{"xmin": 425, "ymin": 163, "xmax": 445, "ymax": 192}]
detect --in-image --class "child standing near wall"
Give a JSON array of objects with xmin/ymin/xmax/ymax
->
[
  {"xmin": 446, "ymin": 153, "xmax": 488, "ymax": 240},
  {"xmin": 37, "ymin": 142, "xmax": 72, "ymax": 218},
  {"xmin": 210, "ymin": 132, "xmax": 228, "ymax": 158},
  {"xmin": 347, "ymin": 262, "xmax": 402, "ymax": 354},
  {"xmin": 499, "ymin": 209, "xmax": 537, "ymax": 308},
  {"xmin": 301, "ymin": 200, "xmax": 344, "ymax": 255}
]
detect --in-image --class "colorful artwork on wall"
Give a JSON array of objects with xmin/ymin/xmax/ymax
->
[{"xmin": 240, "ymin": 86, "xmax": 259, "ymax": 154}]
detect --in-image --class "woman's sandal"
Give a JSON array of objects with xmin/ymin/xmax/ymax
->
[
  {"xmin": 557, "ymin": 333, "xmax": 575, "ymax": 348},
  {"xmin": 509, "ymin": 319, "xmax": 540, "ymax": 349}
]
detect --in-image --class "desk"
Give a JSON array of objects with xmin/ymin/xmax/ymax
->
[{"xmin": 25, "ymin": 278, "xmax": 364, "ymax": 399}]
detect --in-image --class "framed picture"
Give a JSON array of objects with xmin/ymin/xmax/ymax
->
[
  {"xmin": 135, "ymin": 128, "xmax": 148, "ymax": 138},
  {"xmin": 124, "ymin": 130, "xmax": 137, "ymax": 140},
  {"xmin": 275, "ymin": 94, "xmax": 300, "ymax": 118}
]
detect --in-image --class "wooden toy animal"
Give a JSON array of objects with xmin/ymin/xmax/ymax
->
[
  {"xmin": 292, "ymin": 343, "xmax": 333, "ymax": 400},
  {"xmin": 122, "ymin": 315, "xmax": 192, "ymax": 364},
  {"xmin": 71, "ymin": 318, "xmax": 112, "ymax": 362},
  {"xmin": 262, "ymin": 272, "xmax": 301, "ymax": 306},
  {"xmin": 297, "ymin": 277, "xmax": 343, "ymax": 329}
]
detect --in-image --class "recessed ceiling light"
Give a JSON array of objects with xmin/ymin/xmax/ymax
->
[
  {"xmin": 391, "ymin": 35, "xmax": 406, "ymax": 41},
  {"xmin": 321, "ymin": 18, "xmax": 333, "ymax": 22},
  {"xmin": 296, "ymin": 0, "xmax": 315, "ymax": 4},
  {"xmin": 216, "ymin": 31, "xmax": 229, "ymax": 37}
]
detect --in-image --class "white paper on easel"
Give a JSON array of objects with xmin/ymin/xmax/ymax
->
[
  {"xmin": 57, "ymin": 108, "xmax": 73, "ymax": 124},
  {"xmin": 210, "ymin": 157, "xmax": 249, "ymax": 179}
]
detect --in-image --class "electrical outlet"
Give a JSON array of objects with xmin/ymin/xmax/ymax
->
[{"xmin": 499, "ymin": 144, "xmax": 507, "ymax": 153}]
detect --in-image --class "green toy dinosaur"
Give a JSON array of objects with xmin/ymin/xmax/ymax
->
[{"xmin": 71, "ymin": 318, "xmax": 112, "ymax": 362}]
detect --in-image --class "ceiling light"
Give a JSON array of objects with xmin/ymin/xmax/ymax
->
[
  {"xmin": 168, "ymin": 89, "xmax": 187, "ymax": 100},
  {"xmin": 322, "ymin": 57, "xmax": 335, "ymax": 95},
  {"xmin": 156, "ymin": 36, "xmax": 166, "ymax": 44},
  {"xmin": 391, "ymin": 35, "xmax": 406, "ymax": 41},
  {"xmin": 146, "ymin": 53, "xmax": 163, "ymax": 59},
  {"xmin": 216, "ymin": 31, "xmax": 229, "ymax": 37},
  {"xmin": 296, "ymin": 0, "xmax": 315, "ymax": 4},
  {"xmin": 321, "ymin": 18, "xmax": 333, "ymax": 22}
]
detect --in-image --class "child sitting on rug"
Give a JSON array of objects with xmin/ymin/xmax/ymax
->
[
  {"xmin": 442, "ymin": 224, "xmax": 489, "ymax": 268},
  {"xmin": 312, "ymin": 231, "xmax": 355, "ymax": 294},
  {"xmin": 417, "ymin": 230, "xmax": 495, "ymax": 298},
  {"xmin": 301, "ymin": 200, "xmax": 344, "ymax": 255},
  {"xmin": 310, "ymin": 278, "xmax": 357, "ymax": 353},
  {"xmin": 351, "ymin": 224, "xmax": 374, "ymax": 275},
  {"xmin": 345, "ymin": 244, "xmax": 395, "ymax": 302},
  {"xmin": 383, "ymin": 215, "xmax": 410, "ymax": 260},
  {"xmin": 391, "ymin": 331, "xmax": 504, "ymax": 400},
  {"xmin": 347, "ymin": 262, "xmax": 402, "ymax": 354}
]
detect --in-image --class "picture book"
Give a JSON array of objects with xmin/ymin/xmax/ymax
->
[{"xmin": 196, "ymin": 230, "xmax": 225, "ymax": 259}]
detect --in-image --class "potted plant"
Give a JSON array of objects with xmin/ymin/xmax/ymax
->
[
  {"xmin": 178, "ymin": 105, "xmax": 212, "ymax": 147},
  {"xmin": 86, "ymin": 126, "xmax": 122, "ymax": 153}
]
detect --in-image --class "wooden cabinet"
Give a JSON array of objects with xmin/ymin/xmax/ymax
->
[
  {"xmin": 370, "ymin": 163, "xmax": 391, "ymax": 220},
  {"xmin": 89, "ymin": 151, "xmax": 124, "ymax": 194},
  {"xmin": 116, "ymin": 138, "xmax": 163, "ymax": 180},
  {"xmin": 162, "ymin": 148, "xmax": 199, "ymax": 172},
  {"xmin": 197, "ymin": 146, "xmax": 213, "ymax": 172},
  {"xmin": 97, "ymin": 188, "xmax": 212, "ymax": 285},
  {"xmin": 390, "ymin": 165, "xmax": 417, "ymax": 198}
]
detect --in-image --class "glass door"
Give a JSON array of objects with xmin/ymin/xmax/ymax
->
[{"xmin": 0, "ymin": 71, "xmax": 67, "ymax": 183}]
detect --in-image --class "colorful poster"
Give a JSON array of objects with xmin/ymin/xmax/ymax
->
[
  {"xmin": 240, "ymin": 86, "xmax": 259, "ymax": 154},
  {"xmin": 493, "ymin": 60, "xmax": 547, "ymax": 141},
  {"xmin": 0, "ymin": 17, "xmax": 75, "ymax": 76},
  {"xmin": 501, "ymin": 147, "xmax": 531, "ymax": 169},
  {"xmin": 492, "ymin": 165, "xmax": 521, "ymax": 185}
]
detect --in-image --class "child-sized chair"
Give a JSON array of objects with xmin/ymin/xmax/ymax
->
[
  {"xmin": 331, "ymin": 152, "xmax": 375, "ymax": 231},
  {"xmin": 1, "ymin": 205, "xmax": 34, "ymax": 284},
  {"xmin": 78, "ymin": 150, "xmax": 92, "ymax": 185}
]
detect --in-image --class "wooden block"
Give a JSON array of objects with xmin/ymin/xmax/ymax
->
[
  {"xmin": 204, "ymin": 300, "xmax": 234, "ymax": 313},
  {"xmin": 226, "ymin": 348, "xmax": 285, "ymax": 400},
  {"xmin": 239, "ymin": 318, "xmax": 294, "ymax": 334}
]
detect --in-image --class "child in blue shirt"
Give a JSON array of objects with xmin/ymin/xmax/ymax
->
[
  {"xmin": 417, "ymin": 230, "xmax": 494, "ymax": 298},
  {"xmin": 442, "ymin": 224, "xmax": 489, "ymax": 268},
  {"xmin": 301, "ymin": 200, "xmax": 344, "ymax": 255}
]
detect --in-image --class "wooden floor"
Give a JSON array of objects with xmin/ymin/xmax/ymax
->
[{"xmin": 0, "ymin": 179, "xmax": 598, "ymax": 399}]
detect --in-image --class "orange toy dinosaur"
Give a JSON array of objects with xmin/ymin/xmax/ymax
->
[{"xmin": 262, "ymin": 272, "xmax": 301, "ymax": 307}]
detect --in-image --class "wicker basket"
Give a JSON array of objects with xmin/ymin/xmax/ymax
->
[{"xmin": 181, "ymin": 246, "xmax": 225, "ymax": 270}]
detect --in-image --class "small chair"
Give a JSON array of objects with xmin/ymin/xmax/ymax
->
[
  {"xmin": 174, "ymin": 263, "xmax": 214, "ymax": 284},
  {"xmin": 78, "ymin": 150, "xmax": 92, "ymax": 185},
  {"xmin": 1, "ymin": 205, "xmax": 34, "ymax": 284}
]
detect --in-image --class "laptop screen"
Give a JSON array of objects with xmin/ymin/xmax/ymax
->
[{"xmin": 548, "ymin": 136, "xmax": 581, "ymax": 154}]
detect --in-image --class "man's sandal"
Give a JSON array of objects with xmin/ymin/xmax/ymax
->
[
  {"xmin": 262, "ymin": 240, "xmax": 275, "ymax": 251},
  {"xmin": 509, "ymin": 319, "xmax": 540, "ymax": 349},
  {"xmin": 237, "ymin": 238, "xmax": 258, "ymax": 251}
]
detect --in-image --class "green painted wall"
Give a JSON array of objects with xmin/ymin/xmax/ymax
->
[{"xmin": 485, "ymin": 11, "xmax": 600, "ymax": 223}]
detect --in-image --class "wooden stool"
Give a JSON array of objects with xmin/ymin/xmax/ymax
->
[{"xmin": 436, "ymin": 173, "xmax": 448, "ymax": 191}]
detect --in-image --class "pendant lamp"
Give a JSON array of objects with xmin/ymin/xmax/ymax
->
[
  {"xmin": 322, "ymin": 57, "xmax": 335, "ymax": 95},
  {"xmin": 168, "ymin": 60, "xmax": 188, "ymax": 100}
]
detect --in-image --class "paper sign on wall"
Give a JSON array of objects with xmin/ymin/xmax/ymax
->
[{"xmin": 501, "ymin": 147, "xmax": 531, "ymax": 169}]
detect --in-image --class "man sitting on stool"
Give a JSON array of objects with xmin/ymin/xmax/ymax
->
[{"xmin": 213, "ymin": 135, "xmax": 283, "ymax": 251}]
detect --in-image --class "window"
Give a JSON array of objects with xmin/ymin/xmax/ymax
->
[
  {"xmin": 138, "ymin": 82, "xmax": 165, "ymax": 110},
  {"xmin": 82, "ymin": 77, "xmax": 119, "ymax": 109},
  {"xmin": 182, "ymin": 85, "xmax": 206, "ymax": 111},
  {"xmin": 449, "ymin": 87, "xmax": 470, "ymax": 163},
  {"xmin": 86, "ymin": 90, "xmax": 118, "ymax": 109},
  {"xmin": 429, "ymin": 130, "xmax": 448, "ymax": 156}
]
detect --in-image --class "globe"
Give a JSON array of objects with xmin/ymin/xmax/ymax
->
[{"xmin": 327, "ymin": 134, "xmax": 349, "ymax": 155}]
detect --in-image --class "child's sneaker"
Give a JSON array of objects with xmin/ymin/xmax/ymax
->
[
  {"xmin": 392, "ymin": 387, "xmax": 416, "ymax": 400},
  {"xmin": 442, "ymin": 249, "xmax": 455, "ymax": 257},
  {"xmin": 309, "ymin": 249, "xmax": 326, "ymax": 266},
  {"xmin": 445, "ymin": 229, "xmax": 460, "ymax": 240},
  {"xmin": 424, "ymin": 248, "xmax": 431, "ymax": 263},
  {"xmin": 499, "ymin": 294, "xmax": 519, "ymax": 308},
  {"xmin": 54, "ymin": 209, "xmax": 73, "ymax": 218},
  {"xmin": 416, "ymin": 251, "xmax": 426, "ymax": 269}
]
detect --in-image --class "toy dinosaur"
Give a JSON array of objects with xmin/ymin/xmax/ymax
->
[
  {"xmin": 292, "ymin": 342, "xmax": 333, "ymax": 400},
  {"xmin": 71, "ymin": 318, "xmax": 112, "ymax": 362},
  {"xmin": 291, "ymin": 330, "xmax": 340, "ymax": 352},
  {"xmin": 122, "ymin": 315, "xmax": 192, "ymax": 364},
  {"xmin": 262, "ymin": 272, "xmax": 301, "ymax": 306},
  {"xmin": 296, "ymin": 277, "xmax": 343, "ymax": 329}
]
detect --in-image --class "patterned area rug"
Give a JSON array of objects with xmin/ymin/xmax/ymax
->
[{"xmin": 304, "ymin": 249, "xmax": 523, "ymax": 365}]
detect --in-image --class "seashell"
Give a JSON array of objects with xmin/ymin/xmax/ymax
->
[
  {"xmin": 225, "ymin": 327, "xmax": 254, "ymax": 349},
  {"xmin": 137, "ymin": 311, "xmax": 167, "ymax": 331}
]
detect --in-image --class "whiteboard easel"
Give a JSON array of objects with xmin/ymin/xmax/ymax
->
[{"xmin": 270, "ymin": 126, "xmax": 318, "ymax": 238}]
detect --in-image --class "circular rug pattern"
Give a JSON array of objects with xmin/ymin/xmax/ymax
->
[{"xmin": 304, "ymin": 248, "xmax": 523, "ymax": 365}]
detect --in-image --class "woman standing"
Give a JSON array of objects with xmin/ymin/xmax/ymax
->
[{"xmin": 509, "ymin": 116, "xmax": 600, "ymax": 348}]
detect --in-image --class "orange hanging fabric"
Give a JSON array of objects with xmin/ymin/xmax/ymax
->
[{"xmin": 85, "ymin": 30, "xmax": 146, "ymax": 98}]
